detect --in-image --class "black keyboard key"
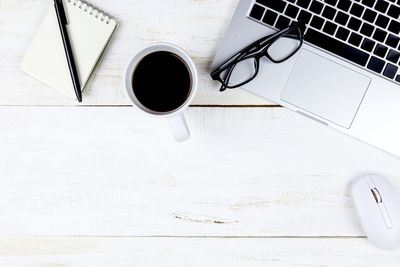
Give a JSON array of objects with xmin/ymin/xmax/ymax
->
[
  {"xmin": 385, "ymin": 34, "xmax": 400, "ymax": 48},
  {"xmin": 375, "ymin": 14, "xmax": 390, "ymax": 28},
  {"xmin": 335, "ymin": 11, "xmax": 349, "ymax": 25},
  {"xmin": 396, "ymin": 75, "xmax": 400, "ymax": 83},
  {"xmin": 336, "ymin": 27, "xmax": 350, "ymax": 40},
  {"xmin": 310, "ymin": 1, "xmax": 324, "ymax": 14},
  {"xmin": 350, "ymin": 3, "xmax": 365, "ymax": 16},
  {"xmin": 367, "ymin": 56, "xmax": 386, "ymax": 73},
  {"xmin": 362, "ymin": 0, "xmax": 375, "ymax": 7},
  {"xmin": 285, "ymin": 4, "xmax": 300, "ymax": 18},
  {"xmin": 305, "ymin": 28, "xmax": 370, "ymax": 66},
  {"xmin": 373, "ymin": 28, "xmax": 387, "ymax": 42},
  {"xmin": 323, "ymin": 21, "xmax": 338, "ymax": 34},
  {"xmin": 297, "ymin": 0, "xmax": 311, "ymax": 9},
  {"xmin": 374, "ymin": 44, "xmax": 389, "ymax": 57},
  {"xmin": 387, "ymin": 5, "xmax": 400, "ymax": 18},
  {"xmin": 250, "ymin": 4, "xmax": 265, "ymax": 20},
  {"xmin": 375, "ymin": 1, "xmax": 389, "ymax": 13},
  {"xmin": 361, "ymin": 38, "xmax": 376, "ymax": 52},
  {"xmin": 276, "ymin": 15, "xmax": 291, "ymax": 29},
  {"xmin": 262, "ymin": 10, "xmax": 278, "ymax": 26},
  {"xmin": 325, "ymin": 0, "xmax": 338, "ymax": 5},
  {"xmin": 256, "ymin": 0, "xmax": 286, "ymax": 12},
  {"xmin": 349, "ymin": 32, "xmax": 363, "ymax": 46},
  {"xmin": 383, "ymin": 63, "xmax": 398, "ymax": 79},
  {"xmin": 360, "ymin": 22, "xmax": 375, "ymax": 36},
  {"xmin": 310, "ymin": 15, "xmax": 325, "ymax": 29},
  {"xmin": 388, "ymin": 20, "xmax": 400, "ymax": 34},
  {"xmin": 337, "ymin": 0, "xmax": 352, "ymax": 11},
  {"xmin": 348, "ymin": 17, "xmax": 362, "ymax": 31},
  {"xmin": 387, "ymin": 49, "xmax": 400, "ymax": 63},
  {"xmin": 322, "ymin": 6, "xmax": 337, "ymax": 20},
  {"xmin": 363, "ymin": 9, "xmax": 377, "ymax": 23},
  {"xmin": 298, "ymin": 10, "xmax": 312, "ymax": 24}
]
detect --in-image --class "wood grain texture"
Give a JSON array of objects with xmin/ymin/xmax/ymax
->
[
  {"xmin": 0, "ymin": 237, "xmax": 399, "ymax": 267},
  {"xmin": 0, "ymin": 0, "xmax": 272, "ymax": 106},
  {"xmin": 0, "ymin": 106, "xmax": 399, "ymax": 237}
]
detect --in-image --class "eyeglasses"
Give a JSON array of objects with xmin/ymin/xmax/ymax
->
[{"xmin": 211, "ymin": 23, "xmax": 304, "ymax": 92}]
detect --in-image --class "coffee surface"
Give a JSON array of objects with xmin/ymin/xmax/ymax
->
[{"xmin": 132, "ymin": 51, "xmax": 192, "ymax": 113}]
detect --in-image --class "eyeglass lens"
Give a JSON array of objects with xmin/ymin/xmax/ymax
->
[{"xmin": 267, "ymin": 27, "xmax": 302, "ymax": 62}]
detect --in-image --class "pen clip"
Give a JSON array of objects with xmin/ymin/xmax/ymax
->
[{"xmin": 55, "ymin": 0, "xmax": 68, "ymax": 25}]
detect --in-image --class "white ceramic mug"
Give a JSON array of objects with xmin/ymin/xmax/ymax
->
[{"xmin": 124, "ymin": 43, "xmax": 198, "ymax": 142}]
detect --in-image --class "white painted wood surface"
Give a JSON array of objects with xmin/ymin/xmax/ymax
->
[
  {"xmin": 1, "ymin": 0, "xmax": 400, "ymax": 266},
  {"xmin": 0, "ymin": 106, "xmax": 399, "ymax": 265},
  {"xmin": 1, "ymin": 106, "xmax": 400, "ymax": 237},
  {"xmin": 0, "ymin": 0, "xmax": 271, "ymax": 106},
  {"xmin": 1, "ymin": 237, "xmax": 399, "ymax": 267}
]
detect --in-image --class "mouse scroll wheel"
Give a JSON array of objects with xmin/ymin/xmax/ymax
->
[{"xmin": 371, "ymin": 188, "xmax": 383, "ymax": 203}]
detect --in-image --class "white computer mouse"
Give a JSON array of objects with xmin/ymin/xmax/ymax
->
[{"xmin": 352, "ymin": 174, "xmax": 400, "ymax": 250}]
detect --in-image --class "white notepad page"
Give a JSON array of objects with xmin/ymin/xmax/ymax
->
[{"xmin": 21, "ymin": 0, "xmax": 117, "ymax": 99}]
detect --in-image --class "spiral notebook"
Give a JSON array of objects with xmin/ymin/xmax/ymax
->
[{"xmin": 20, "ymin": 0, "xmax": 117, "ymax": 99}]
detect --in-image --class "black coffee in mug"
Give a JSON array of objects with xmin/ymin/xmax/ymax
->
[{"xmin": 131, "ymin": 51, "xmax": 192, "ymax": 113}]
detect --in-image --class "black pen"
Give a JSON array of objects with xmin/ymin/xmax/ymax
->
[{"xmin": 54, "ymin": 0, "xmax": 82, "ymax": 102}]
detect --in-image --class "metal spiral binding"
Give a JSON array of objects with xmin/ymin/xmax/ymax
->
[{"xmin": 66, "ymin": 0, "xmax": 114, "ymax": 24}]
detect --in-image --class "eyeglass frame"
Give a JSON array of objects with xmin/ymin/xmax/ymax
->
[{"xmin": 210, "ymin": 23, "xmax": 304, "ymax": 92}]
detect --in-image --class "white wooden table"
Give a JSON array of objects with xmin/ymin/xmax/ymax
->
[{"xmin": 1, "ymin": 0, "xmax": 400, "ymax": 266}]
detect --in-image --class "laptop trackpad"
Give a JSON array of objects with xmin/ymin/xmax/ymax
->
[{"xmin": 281, "ymin": 49, "xmax": 371, "ymax": 128}]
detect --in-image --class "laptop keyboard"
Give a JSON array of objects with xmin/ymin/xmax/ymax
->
[{"xmin": 248, "ymin": 0, "xmax": 400, "ymax": 84}]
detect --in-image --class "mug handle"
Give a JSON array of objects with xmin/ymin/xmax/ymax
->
[{"xmin": 168, "ymin": 113, "xmax": 190, "ymax": 142}]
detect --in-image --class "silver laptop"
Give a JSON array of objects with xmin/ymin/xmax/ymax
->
[{"xmin": 212, "ymin": 0, "xmax": 400, "ymax": 157}]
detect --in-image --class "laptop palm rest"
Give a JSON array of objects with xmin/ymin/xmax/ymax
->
[{"xmin": 281, "ymin": 49, "xmax": 371, "ymax": 129}]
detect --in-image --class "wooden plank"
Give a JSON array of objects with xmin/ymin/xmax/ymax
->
[
  {"xmin": 0, "ymin": 106, "xmax": 399, "ymax": 236},
  {"xmin": 0, "ymin": 0, "xmax": 272, "ymax": 106},
  {"xmin": 0, "ymin": 237, "xmax": 399, "ymax": 266}
]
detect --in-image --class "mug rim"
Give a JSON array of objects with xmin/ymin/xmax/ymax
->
[{"xmin": 123, "ymin": 42, "xmax": 198, "ymax": 118}]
